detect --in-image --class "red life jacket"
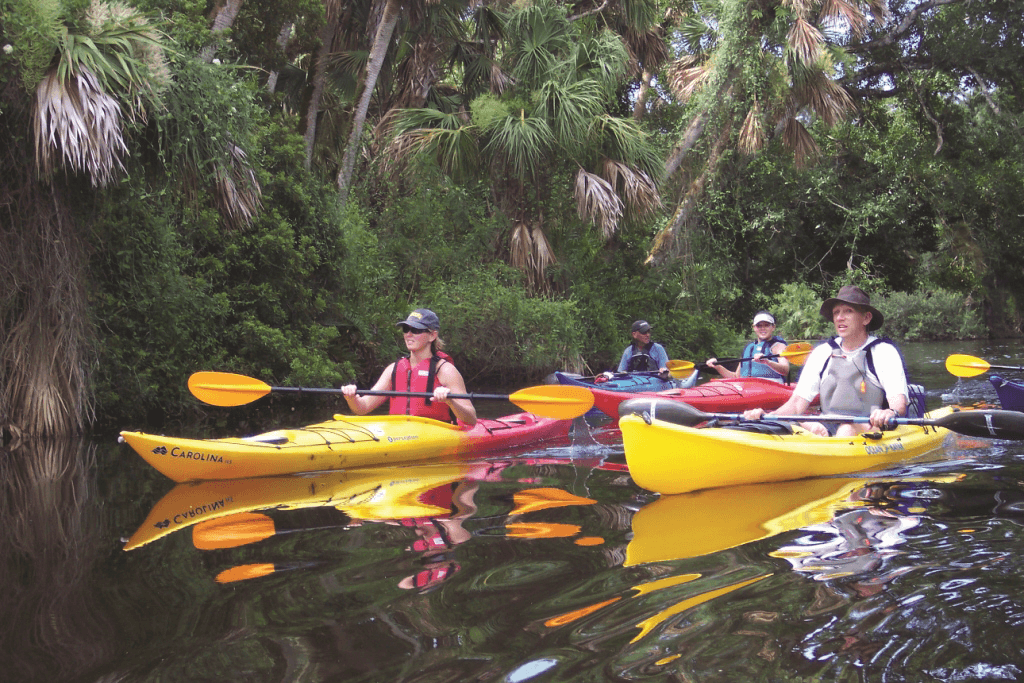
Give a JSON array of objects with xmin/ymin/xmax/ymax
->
[{"xmin": 390, "ymin": 352, "xmax": 456, "ymax": 422}]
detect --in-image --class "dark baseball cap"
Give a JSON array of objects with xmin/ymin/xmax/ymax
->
[
  {"xmin": 631, "ymin": 320, "xmax": 652, "ymax": 333},
  {"xmin": 396, "ymin": 308, "xmax": 440, "ymax": 331}
]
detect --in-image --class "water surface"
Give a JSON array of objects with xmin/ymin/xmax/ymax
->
[{"xmin": 4, "ymin": 340, "xmax": 1024, "ymax": 682}]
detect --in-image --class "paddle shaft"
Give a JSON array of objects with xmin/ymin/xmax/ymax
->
[
  {"xmin": 690, "ymin": 408, "xmax": 1024, "ymax": 439},
  {"xmin": 273, "ymin": 386, "xmax": 518, "ymax": 401},
  {"xmin": 188, "ymin": 371, "xmax": 595, "ymax": 418}
]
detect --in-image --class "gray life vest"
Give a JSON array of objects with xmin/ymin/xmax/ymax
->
[{"xmin": 818, "ymin": 344, "xmax": 885, "ymax": 417}]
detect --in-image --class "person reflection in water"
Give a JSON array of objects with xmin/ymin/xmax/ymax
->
[
  {"xmin": 772, "ymin": 485, "xmax": 921, "ymax": 597},
  {"xmin": 397, "ymin": 475, "xmax": 488, "ymax": 592}
]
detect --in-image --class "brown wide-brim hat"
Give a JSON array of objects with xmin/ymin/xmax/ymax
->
[{"xmin": 819, "ymin": 285, "xmax": 884, "ymax": 331}]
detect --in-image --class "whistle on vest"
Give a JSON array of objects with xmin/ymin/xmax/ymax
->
[{"xmin": 859, "ymin": 380, "xmax": 867, "ymax": 394}]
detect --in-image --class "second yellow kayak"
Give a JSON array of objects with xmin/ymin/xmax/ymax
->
[{"xmin": 621, "ymin": 406, "xmax": 956, "ymax": 495}]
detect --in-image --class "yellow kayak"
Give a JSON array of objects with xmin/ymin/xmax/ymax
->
[
  {"xmin": 620, "ymin": 405, "xmax": 956, "ymax": 495},
  {"xmin": 120, "ymin": 412, "xmax": 569, "ymax": 482}
]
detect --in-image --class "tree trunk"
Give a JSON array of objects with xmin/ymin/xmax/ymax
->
[
  {"xmin": 633, "ymin": 69, "xmax": 652, "ymax": 120},
  {"xmin": 337, "ymin": 0, "xmax": 402, "ymax": 206},
  {"xmin": 0, "ymin": 181, "xmax": 92, "ymax": 437},
  {"xmin": 647, "ymin": 123, "xmax": 733, "ymax": 268},
  {"xmin": 303, "ymin": 20, "xmax": 336, "ymax": 170},
  {"xmin": 266, "ymin": 21, "xmax": 294, "ymax": 93},
  {"xmin": 199, "ymin": 0, "xmax": 245, "ymax": 63}
]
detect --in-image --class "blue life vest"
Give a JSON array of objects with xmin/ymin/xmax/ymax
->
[{"xmin": 740, "ymin": 336, "xmax": 787, "ymax": 380}]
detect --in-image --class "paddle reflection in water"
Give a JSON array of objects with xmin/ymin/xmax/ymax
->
[{"xmin": 125, "ymin": 455, "xmax": 609, "ymax": 593}]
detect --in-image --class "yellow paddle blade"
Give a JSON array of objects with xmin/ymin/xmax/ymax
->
[
  {"xmin": 189, "ymin": 371, "xmax": 272, "ymax": 406},
  {"xmin": 193, "ymin": 512, "xmax": 277, "ymax": 550},
  {"xmin": 945, "ymin": 354, "xmax": 991, "ymax": 378},
  {"xmin": 779, "ymin": 342, "xmax": 814, "ymax": 366},
  {"xmin": 508, "ymin": 385, "xmax": 594, "ymax": 419},
  {"xmin": 666, "ymin": 360, "xmax": 696, "ymax": 379}
]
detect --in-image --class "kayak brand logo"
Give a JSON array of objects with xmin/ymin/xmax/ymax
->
[
  {"xmin": 172, "ymin": 496, "xmax": 233, "ymax": 524},
  {"xmin": 151, "ymin": 446, "xmax": 168, "ymax": 455},
  {"xmin": 168, "ymin": 446, "xmax": 226, "ymax": 463},
  {"xmin": 387, "ymin": 434, "xmax": 419, "ymax": 443},
  {"xmin": 864, "ymin": 441, "xmax": 905, "ymax": 455}
]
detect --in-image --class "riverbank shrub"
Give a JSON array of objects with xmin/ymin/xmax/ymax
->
[
  {"xmin": 877, "ymin": 288, "xmax": 985, "ymax": 341},
  {"xmin": 426, "ymin": 265, "xmax": 586, "ymax": 386},
  {"xmin": 769, "ymin": 281, "xmax": 984, "ymax": 342}
]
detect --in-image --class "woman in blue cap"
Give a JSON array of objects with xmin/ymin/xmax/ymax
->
[{"xmin": 341, "ymin": 308, "xmax": 477, "ymax": 426}]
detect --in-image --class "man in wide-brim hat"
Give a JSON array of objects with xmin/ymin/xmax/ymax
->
[{"xmin": 743, "ymin": 285, "xmax": 908, "ymax": 436}]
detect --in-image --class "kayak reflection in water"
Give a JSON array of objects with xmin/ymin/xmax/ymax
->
[{"xmin": 341, "ymin": 308, "xmax": 477, "ymax": 426}]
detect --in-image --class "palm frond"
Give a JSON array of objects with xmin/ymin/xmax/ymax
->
[
  {"xmin": 503, "ymin": 1, "xmax": 572, "ymax": 88},
  {"xmin": 483, "ymin": 113, "xmax": 554, "ymax": 179},
  {"xmin": 214, "ymin": 144, "xmax": 262, "ymax": 230},
  {"xmin": 531, "ymin": 224, "xmax": 557, "ymax": 282},
  {"xmin": 782, "ymin": 116, "xmax": 820, "ymax": 169},
  {"xmin": 818, "ymin": 0, "xmax": 869, "ymax": 38},
  {"xmin": 738, "ymin": 98, "xmax": 765, "ymax": 155},
  {"xmin": 575, "ymin": 167, "xmax": 624, "ymax": 239},
  {"xmin": 510, "ymin": 221, "xmax": 533, "ymax": 273},
  {"xmin": 34, "ymin": 67, "xmax": 126, "ymax": 186},
  {"xmin": 782, "ymin": 0, "xmax": 816, "ymax": 18},
  {"xmin": 792, "ymin": 67, "xmax": 855, "ymax": 125},
  {"xmin": 787, "ymin": 18, "xmax": 824, "ymax": 66},
  {"xmin": 602, "ymin": 159, "xmax": 661, "ymax": 216},
  {"xmin": 571, "ymin": 29, "xmax": 630, "ymax": 93},
  {"xmin": 666, "ymin": 55, "xmax": 713, "ymax": 102},
  {"xmin": 533, "ymin": 79, "xmax": 604, "ymax": 152},
  {"xmin": 592, "ymin": 114, "xmax": 663, "ymax": 180}
]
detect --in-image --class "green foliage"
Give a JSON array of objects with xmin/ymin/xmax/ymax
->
[
  {"xmin": 770, "ymin": 282, "xmax": 832, "ymax": 340},
  {"xmin": 877, "ymin": 288, "xmax": 985, "ymax": 342},
  {"xmin": 470, "ymin": 93, "xmax": 510, "ymax": 132},
  {"xmin": 2, "ymin": 0, "xmax": 63, "ymax": 91},
  {"xmin": 426, "ymin": 264, "xmax": 586, "ymax": 384}
]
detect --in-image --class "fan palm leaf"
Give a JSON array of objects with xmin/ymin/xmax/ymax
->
[
  {"xmin": 575, "ymin": 167, "xmax": 624, "ymax": 239},
  {"xmin": 533, "ymin": 79, "xmax": 604, "ymax": 154},
  {"xmin": 483, "ymin": 112, "xmax": 555, "ymax": 180},
  {"xmin": 602, "ymin": 159, "xmax": 661, "ymax": 217},
  {"xmin": 34, "ymin": 67, "xmax": 126, "ymax": 186}
]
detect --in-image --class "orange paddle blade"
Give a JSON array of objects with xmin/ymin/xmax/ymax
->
[
  {"xmin": 779, "ymin": 342, "xmax": 814, "ymax": 366},
  {"xmin": 666, "ymin": 360, "xmax": 696, "ymax": 379},
  {"xmin": 189, "ymin": 371, "xmax": 272, "ymax": 406},
  {"xmin": 193, "ymin": 512, "xmax": 277, "ymax": 550}
]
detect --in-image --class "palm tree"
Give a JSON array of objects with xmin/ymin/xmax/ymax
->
[
  {"xmin": 0, "ymin": 0, "xmax": 173, "ymax": 436},
  {"xmin": 2, "ymin": 0, "xmax": 261, "ymax": 435},
  {"xmin": 646, "ymin": 0, "xmax": 883, "ymax": 265},
  {"xmin": 386, "ymin": 0, "xmax": 663, "ymax": 288}
]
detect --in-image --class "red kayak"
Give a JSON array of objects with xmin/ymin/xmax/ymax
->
[{"xmin": 592, "ymin": 377, "xmax": 800, "ymax": 419}]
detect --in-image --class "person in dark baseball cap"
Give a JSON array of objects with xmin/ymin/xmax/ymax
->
[
  {"xmin": 743, "ymin": 285, "xmax": 907, "ymax": 436},
  {"xmin": 617, "ymin": 320, "xmax": 669, "ymax": 374},
  {"xmin": 341, "ymin": 307, "xmax": 476, "ymax": 426}
]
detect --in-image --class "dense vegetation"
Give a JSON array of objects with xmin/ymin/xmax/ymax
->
[{"xmin": 1, "ymin": 0, "xmax": 1021, "ymax": 434}]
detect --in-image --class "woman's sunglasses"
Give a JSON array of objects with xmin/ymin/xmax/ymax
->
[{"xmin": 400, "ymin": 325, "xmax": 431, "ymax": 335}]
